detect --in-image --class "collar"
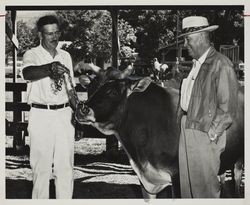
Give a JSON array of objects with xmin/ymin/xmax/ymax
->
[
  {"xmin": 194, "ymin": 47, "xmax": 211, "ymax": 66},
  {"xmin": 201, "ymin": 46, "xmax": 217, "ymax": 65},
  {"xmin": 38, "ymin": 44, "xmax": 59, "ymax": 58}
]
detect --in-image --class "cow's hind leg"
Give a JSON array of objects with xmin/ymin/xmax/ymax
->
[
  {"xmin": 171, "ymin": 174, "xmax": 181, "ymax": 198},
  {"xmin": 234, "ymin": 158, "xmax": 244, "ymax": 198},
  {"xmin": 218, "ymin": 172, "xmax": 227, "ymax": 197}
]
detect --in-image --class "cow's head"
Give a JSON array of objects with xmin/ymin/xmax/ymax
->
[
  {"xmin": 75, "ymin": 67, "xmax": 147, "ymax": 133},
  {"xmin": 86, "ymin": 79, "xmax": 129, "ymax": 122}
]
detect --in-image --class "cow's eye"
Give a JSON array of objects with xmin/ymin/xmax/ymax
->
[{"xmin": 107, "ymin": 89, "xmax": 119, "ymax": 97}]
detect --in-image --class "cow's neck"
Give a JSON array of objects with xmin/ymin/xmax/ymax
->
[{"xmin": 92, "ymin": 121, "xmax": 117, "ymax": 136}]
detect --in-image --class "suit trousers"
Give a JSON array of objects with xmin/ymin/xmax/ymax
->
[
  {"xmin": 28, "ymin": 107, "xmax": 75, "ymax": 199},
  {"xmin": 179, "ymin": 115, "xmax": 226, "ymax": 198}
]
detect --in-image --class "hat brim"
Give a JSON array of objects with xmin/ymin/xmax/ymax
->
[{"xmin": 178, "ymin": 25, "xmax": 219, "ymax": 38}]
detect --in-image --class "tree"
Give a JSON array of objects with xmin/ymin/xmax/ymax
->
[
  {"xmin": 6, "ymin": 7, "xmax": 243, "ymax": 68},
  {"xmin": 5, "ymin": 11, "xmax": 14, "ymax": 65},
  {"xmin": 119, "ymin": 9, "xmax": 183, "ymax": 62},
  {"xmin": 120, "ymin": 8, "xmax": 244, "ymax": 63},
  {"xmin": 17, "ymin": 20, "xmax": 39, "ymax": 56},
  {"xmin": 5, "ymin": 36, "xmax": 13, "ymax": 65},
  {"xmin": 56, "ymin": 10, "xmax": 137, "ymax": 66},
  {"xmin": 209, "ymin": 9, "xmax": 244, "ymax": 60},
  {"xmin": 6, "ymin": 11, "xmax": 39, "ymax": 57}
]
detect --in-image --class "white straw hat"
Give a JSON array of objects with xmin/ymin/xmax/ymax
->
[{"xmin": 178, "ymin": 16, "xmax": 219, "ymax": 38}]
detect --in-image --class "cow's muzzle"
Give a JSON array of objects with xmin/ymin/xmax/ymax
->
[{"xmin": 74, "ymin": 101, "xmax": 96, "ymax": 124}]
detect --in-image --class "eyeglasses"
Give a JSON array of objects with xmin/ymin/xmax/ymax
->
[{"xmin": 43, "ymin": 31, "xmax": 61, "ymax": 37}]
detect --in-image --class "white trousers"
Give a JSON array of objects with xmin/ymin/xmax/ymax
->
[{"xmin": 28, "ymin": 107, "xmax": 75, "ymax": 199}]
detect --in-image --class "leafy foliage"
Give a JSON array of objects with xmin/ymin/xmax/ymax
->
[
  {"xmin": 5, "ymin": 36, "xmax": 13, "ymax": 65},
  {"xmin": 17, "ymin": 20, "xmax": 39, "ymax": 56},
  {"xmin": 7, "ymin": 8, "xmax": 244, "ymax": 64},
  {"xmin": 5, "ymin": 12, "xmax": 14, "ymax": 64},
  {"xmin": 119, "ymin": 10, "xmax": 178, "ymax": 61},
  {"xmin": 56, "ymin": 10, "xmax": 137, "ymax": 65},
  {"xmin": 119, "ymin": 9, "xmax": 244, "ymax": 61}
]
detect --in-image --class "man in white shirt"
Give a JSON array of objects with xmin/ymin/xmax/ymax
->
[
  {"xmin": 178, "ymin": 16, "xmax": 239, "ymax": 198},
  {"xmin": 21, "ymin": 15, "xmax": 76, "ymax": 199}
]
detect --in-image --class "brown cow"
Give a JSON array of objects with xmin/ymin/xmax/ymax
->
[{"xmin": 74, "ymin": 68, "xmax": 244, "ymax": 199}]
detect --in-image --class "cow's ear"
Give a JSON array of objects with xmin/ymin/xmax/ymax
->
[{"xmin": 125, "ymin": 77, "xmax": 152, "ymax": 97}]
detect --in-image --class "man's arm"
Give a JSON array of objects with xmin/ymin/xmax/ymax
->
[
  {"xmin": 22, "ymin": 63, "xmax": 51, "ymax": 81},
  {"xmin": 22, "ymin": 61, "xmax": 69, "ymax": 81},
  {"xmin": 208, "ymin": 60, "xmax": 239, "ymax": 141}
]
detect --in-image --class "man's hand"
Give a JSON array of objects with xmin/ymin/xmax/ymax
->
[
  {"xmin": 50, "ymin": 61, "xmax": 70, "ymax": 79},
  {"xmin": 208, "ymin": 128, "xmax": 219, "ymax": 143},
  {"xmin": 79, "ymin": 75, "xmax": 91, "ymax": 88},
  {"xmin": 75, "ymin": 62, "xmax": 101, "ymax": 74}
]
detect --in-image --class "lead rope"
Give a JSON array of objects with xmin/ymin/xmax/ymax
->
[
  {"xmin": 50, "ymin": 63, "xmax": 90, "ymax": 121},
  {"xmin": 50, "ymin": 62, "xmax": 80, "ymax": 105},
  {"xmin": 65, "ymin": 71, "xmax": 80, "ymax": 106},
  {"xmin": 64, "ymin": 71, "xmax": 91, "ymax": 123},
  {"xmin": 50, "ymin": 62, "xmax": 65, "ymax": 94}
]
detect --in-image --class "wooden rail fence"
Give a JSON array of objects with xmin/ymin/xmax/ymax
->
[{"xmin": 5, "ymin": 82, "xmax": 118, "ymax": 153}]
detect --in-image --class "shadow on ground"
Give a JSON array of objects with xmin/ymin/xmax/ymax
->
[
  {"xmin": 5, "ymin": 147, "xmax": 243, "ymax": 199},
  {"xmin": 6, "ymin": 179, "xmax": 174, "ymax": 199},
  {"xmin": 6, "ymin": 147, "xmax": 174, "ymax": 199}
]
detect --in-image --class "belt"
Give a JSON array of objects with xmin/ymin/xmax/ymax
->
[{"xmin": 31, "ymin": 102, "xmax": 70, "ymax": 110}]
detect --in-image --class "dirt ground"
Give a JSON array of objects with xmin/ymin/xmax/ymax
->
[
  {"xmin": 5, "ymin": 137, "xmax": 244, "ymax": 199},
  {"xmin": 6, "ymin": 149, "xmax": 141, "ymax": 199},
  {"xmin": 6, "ymin": 146, "xmax": 173, "ymax": 199}
]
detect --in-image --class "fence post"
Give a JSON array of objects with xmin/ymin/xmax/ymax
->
[
  {"xmin": 106, "ymin": 135, "xmax": 119, "ymax": 154},
  {"xmin": 13, "ymin": 86, "xmax": 25, "ymax": 151}
]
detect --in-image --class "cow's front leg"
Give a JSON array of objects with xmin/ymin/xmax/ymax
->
[{"xmin": 141, "ymin": 186, "xmax": 156, "ymax": 202}]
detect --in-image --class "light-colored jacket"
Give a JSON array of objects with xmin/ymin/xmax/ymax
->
[{"xmin": 185, "ymin": 47, "xmax": 239, "ymax": 136}]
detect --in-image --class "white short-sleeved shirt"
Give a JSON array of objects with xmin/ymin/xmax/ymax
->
[{"xmin": 21, "ymin": 45, "xmax": 75, "ymax": 105}]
